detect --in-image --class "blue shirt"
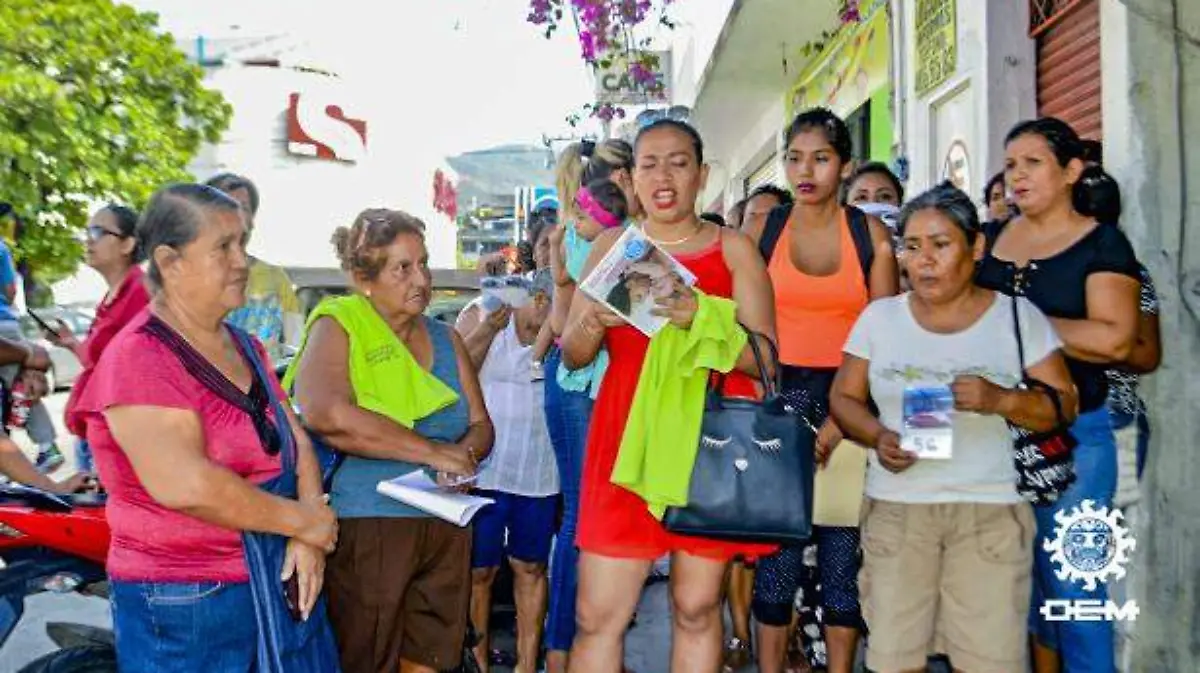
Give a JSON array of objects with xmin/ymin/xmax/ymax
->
[
  {"xmin": 0, "ymin": 241, "xmax": 18, "ymax": 322},
  {"xmin": 330, "ymin": 317, "xmax": 471, "ymax": 518}
]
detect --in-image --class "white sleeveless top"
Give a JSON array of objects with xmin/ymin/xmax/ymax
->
[{"xmin": 476, "ymin": 321, "xmax": 559, "ymax": 497}]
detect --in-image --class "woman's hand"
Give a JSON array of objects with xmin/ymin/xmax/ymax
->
[
  {"xmin": 20, "ymin": 370, "xmax": 49, "ymax": 401},
  {"xmin": 483, "ymin": 305, "xmax": 513, "ymax": 333},
  {"xmin": 650, "ymin": 287, "xmax": 699, "ymax": 329},
  {"xmin": 586, "ymin": 301, "xmax": 626, "ymax": 330},
  {"xmin": 430, "ymin": 443, "xmax": 478, "ymax": 479},
  {"xmin": 47, "ymin": 321, "xmax": 79, "ymax": 350},
  {"xmin": 293, "ymin": 499, "xmax": 338, "ymax": 553},
  {"xmin": 282, "ymin": 538, "xmax": 325, "ymax": 621},
  {"xmin": 548, "ymin": 225, "xmax": 570, "ymax": 286},
  {"xmin": 951, "ymin": 375, "xmax": 1005, "ymax": 415},
  {"xmin": 874, "ymin": 429, "xmax": 917, "ymax": 473},
  {"xmin": 815, "ymin": 418, "xmax": 844, "ymax": 467},
  {"xmin": 49, "ymin": 473, "xmax": 92, "ymax": 495}
]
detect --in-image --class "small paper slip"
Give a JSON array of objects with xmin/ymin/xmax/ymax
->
[
  {"xmin": 901, "ymin": 386, "xmax": 955, "ymax": 459},
  {"xmin": 376, "ymin": 470, "xmax": 494, "ymax": 527},
  {"xmin": 578, "ymin": 227, "xmax": 697, "ymax": 337},
  {"xmin": 813, "ymin": 440, "xmax": 868, "ymax": 527}
]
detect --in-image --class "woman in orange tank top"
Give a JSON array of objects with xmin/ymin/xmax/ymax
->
[
  {"xmin": 560, "ymin": 120, "xmax": 778, "ymax": 673},
  {"xmin": 749, "ymin": 108, "xmax": 899, "ymax": 673}
]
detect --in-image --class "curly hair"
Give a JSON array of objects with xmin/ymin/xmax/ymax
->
[{"xmin": 331, "ymin": 208, "xmax": 426, "ymax": 281}]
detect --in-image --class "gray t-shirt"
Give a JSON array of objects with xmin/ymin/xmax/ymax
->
[{"xmin": 844, "ymin": 293, "xmax": 1061, "ymax": 504}]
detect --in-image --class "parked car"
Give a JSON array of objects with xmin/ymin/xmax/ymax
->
[
  {"xmin": 285, "ymin": 267, "xmax": 481, "ymax": 325},
  {"xmin": 18, "ymin": 307, "xmax": 92, "ymax": 391}
]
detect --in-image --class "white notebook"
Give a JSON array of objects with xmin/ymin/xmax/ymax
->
[{"xmin": 376, "ymin": 470, "xmax": 494, "ymax": 527}]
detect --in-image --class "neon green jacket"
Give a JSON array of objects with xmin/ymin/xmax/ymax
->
[
  {"xmin": 282, "ymin": 294, "xmax": 459, "ymax": 427},
  {"xmin": 612, "ymin": 293, "xmax": 747, "ymax": 519}
]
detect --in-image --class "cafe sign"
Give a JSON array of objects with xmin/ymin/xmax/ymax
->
[{"xmin": 594, "ymin": 50, "xmax": 672, "ymax": 106}]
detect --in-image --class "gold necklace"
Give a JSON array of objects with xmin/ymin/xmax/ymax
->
[{"xmin": 642, "ymin": 221, "xmax": 703, "ymax": 246}]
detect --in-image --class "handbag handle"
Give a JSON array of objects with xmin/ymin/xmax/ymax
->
[
  {"xmin": 709, "ymin": 326, "xmax": 781, "ymax": 400},
  {"xmin": 1009, "ymin": 297, "xmax": 1069, "ymax": 428}
]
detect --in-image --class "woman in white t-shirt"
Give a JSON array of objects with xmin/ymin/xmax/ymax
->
[{"xmin": 829, "ymin": 182, "xmax": 1077, "ymax": 673}]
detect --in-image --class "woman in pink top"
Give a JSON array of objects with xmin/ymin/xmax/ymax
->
[
  {"xmin": 77, "ymin": 184, "xmax": 337, "ymax": 672},
  {"xmin": 56, "ymin": 204, "xmax": 151, "ymax": 473}
]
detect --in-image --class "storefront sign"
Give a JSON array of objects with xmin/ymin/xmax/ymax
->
[
  {"xmin": 788, "ymin": 5, "xmax": 890, "ymax": 120},
  {"xmin": 594, "ymin": 51, "xmax": 672, "ymax": 106},
  {"xmin": 915, "ymin": 0, "xmax": 957, "ymax": 95},
  {"xmin": 286, "ymin": 92, "xmax": 368, "ymax": 163},
  {"xmin": 941, "ymin": 139, "xmax": 971, "ymax": 192}
]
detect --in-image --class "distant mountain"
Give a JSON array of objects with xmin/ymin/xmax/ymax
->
[{"xmin": 447, "ymin": 144, "xmax": 556, "ymax": 210}]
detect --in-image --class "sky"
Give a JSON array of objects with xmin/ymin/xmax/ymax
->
[
  {"xmin": 55, "ymin": 0, "xmax": 610, "ymax": 301},
  {"xmin": 124, "ymin": 0, "xmax": 602, "ymax": 155}
]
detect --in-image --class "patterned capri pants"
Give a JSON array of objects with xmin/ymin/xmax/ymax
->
[{"xmin": 750, "ymin": 366, "xmax": 864, "ymax": 668}]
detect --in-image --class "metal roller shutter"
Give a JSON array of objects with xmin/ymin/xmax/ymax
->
[{"xmin": 1032, "ymin": 0, "xmax": 1102, "ymax": 140}]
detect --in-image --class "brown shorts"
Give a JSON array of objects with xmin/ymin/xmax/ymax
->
[
  {"xmin": 859, "ymin": 499, "xmax": 1035, "ymax": 673},
  {"xmin": 326, "ymin": 517, "xmax": 471, "ymax": 672}
]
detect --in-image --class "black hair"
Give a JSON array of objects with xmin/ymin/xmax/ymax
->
[
  {"xmin": 983, "ymin": 171, "xmax": 1006, "ymax": 205},
  {"xmin": 204, "ymin": 172, "xmax": 260, "ymax": 215},
  {"xmin": 634, "ymin": 119, "xmax": 705, "ymax": 164},
  {"xmin": 846, "ymin": 162, "xmax": 904, "ymax": 203},
  {"xmin": 785, "ymin": 107, "xmax": 852, "ymax": 163},
  {"xmin": 139, "ymin": 184, "xmax": 242, "ymax": 290},
  {"xmin": 606, "ymin": 279, "xmax": 632, "ymax": 314},
  {"xmin": 748, "ymin": 184, "xmax": 795, "ymax": 206},
  {"xmin": 1004, "ymin": 117, "xmax": 1116, "ymax": 220},
  {"xmin": 699, "ymin": 212, "xmax": 726, "ymax": 227},
  {"xmin": 99, "ymin": 203, "xmax": 144, "ymax": 263},
  {"xmin": 1081, "ymin": 139, "xmax": 1103, "ymax": 165},
  {"xmin": 581, "ymin": 178, "xmax": 629, "ymax": 222},
  {"xmin": 898, "ymin": 181, "xmax": 981, "ymax": 246}
]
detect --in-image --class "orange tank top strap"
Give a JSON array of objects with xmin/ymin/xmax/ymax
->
[{"xmin": 768, "ymin": 210, "xmax": 870, "ymax": 368}]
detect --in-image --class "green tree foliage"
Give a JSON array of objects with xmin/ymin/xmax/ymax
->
[{"xmin": 0, "ymin": 0, "xmax": 232, "ymax": 282}]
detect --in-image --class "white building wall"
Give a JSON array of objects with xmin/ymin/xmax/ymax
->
[
  {"xmin": 700, "ymin": 99, "xmax": 786, "ymax": 212},
  {"xmin": 895, "ymin": 0, "xmax": 1036, "ymax": 202},
  {"xmin": 193, "ymin": 65, "xmax": 457, "ymax": 272}
]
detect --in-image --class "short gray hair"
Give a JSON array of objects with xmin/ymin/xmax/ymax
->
[
  {"xmin": 897, "ymin": 181, "xmax": 981, "ymax": 244},
  {"xmin": 139, "ymin": 184, "xmax": 242, "ymax": 291}
]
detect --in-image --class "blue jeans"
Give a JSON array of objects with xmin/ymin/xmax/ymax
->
[
  {"xmin": 1029, "ymin": 406, "xmax": 1118, "ymax": 673},
  {"xmin": 1109, "ymin": 408, "xmax": 1151, "ymax": 479},
  {"xmin": 542, "ymin": 348, "xmax": 593, "ymax": 653},
  {"xmin": 76, "ymin": 438, "xmax": 94, "ymax": 473},
  {"xmin": 111, "ymin": 580, "xmax": 257, "ymax": 672}
]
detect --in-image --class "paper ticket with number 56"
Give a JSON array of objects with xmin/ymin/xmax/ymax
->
[{"xmin": 901, "ymin": 386, "xmax": 955, "ymax": 459}]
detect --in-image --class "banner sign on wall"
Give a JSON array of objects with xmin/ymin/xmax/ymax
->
[
  {"xmin": 915, "ymin": 0, "xmax": 957, "ymax": 95},
  {"xmin": 787, "ymin": 5, "xmax": 890, "ymax": 121}
]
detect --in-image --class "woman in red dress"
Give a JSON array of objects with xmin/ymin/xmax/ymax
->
[{"xmin": 561, "ymin": 119, "xmax": 778, "ymax": 672}]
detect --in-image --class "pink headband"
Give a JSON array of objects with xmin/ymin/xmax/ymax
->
[{"xmin": 575, "ymin": 187, "xmax": 622, "ymax": 229}]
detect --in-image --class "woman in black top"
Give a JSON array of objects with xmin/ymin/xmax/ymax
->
[{"xmin": 975, "ymin": 118, "xmax": 1140, "ymax": 673}]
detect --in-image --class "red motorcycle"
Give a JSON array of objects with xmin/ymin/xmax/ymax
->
[{"xmin": 0, "ymin": 483, "xmax": 115, "ymax": 672}]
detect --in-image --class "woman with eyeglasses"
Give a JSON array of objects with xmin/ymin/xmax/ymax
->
[
  {"xmin": 57, "ymin": 205, "xmax": 150, "ymax": 474},
  {"xmin": 290, "ymin": 209, "xmax": 493, "ymax": 673},
  {"xmin": 74, "ymin": 184, "xmax": 338, "ymax": 672}
]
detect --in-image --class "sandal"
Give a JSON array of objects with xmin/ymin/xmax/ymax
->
[{"xmin": 722, "ymin": 637, "xmax": 752, "ymax": 672}]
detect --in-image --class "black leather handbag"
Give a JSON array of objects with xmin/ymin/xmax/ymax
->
[{"xmin": 662, "ymin": 331, "xmax": 816, "ymax": 544}]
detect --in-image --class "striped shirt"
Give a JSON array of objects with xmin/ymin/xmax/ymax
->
[{"xmin": 477, "ymin": 321, "xmax": 559, "ymax": 497}]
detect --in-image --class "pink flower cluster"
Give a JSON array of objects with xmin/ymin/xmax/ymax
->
[{"xmin": 527, "ymin": 0, "xmax": 670, "ymax": 66}]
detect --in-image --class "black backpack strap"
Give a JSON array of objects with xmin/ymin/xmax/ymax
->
[
  {"xmin": 845, "ymin": 206, "xmax": 876, "ymax": 284},
  {"xmin": 757, "ymin": 203, "xmax": 794, "ymax": 263}
]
